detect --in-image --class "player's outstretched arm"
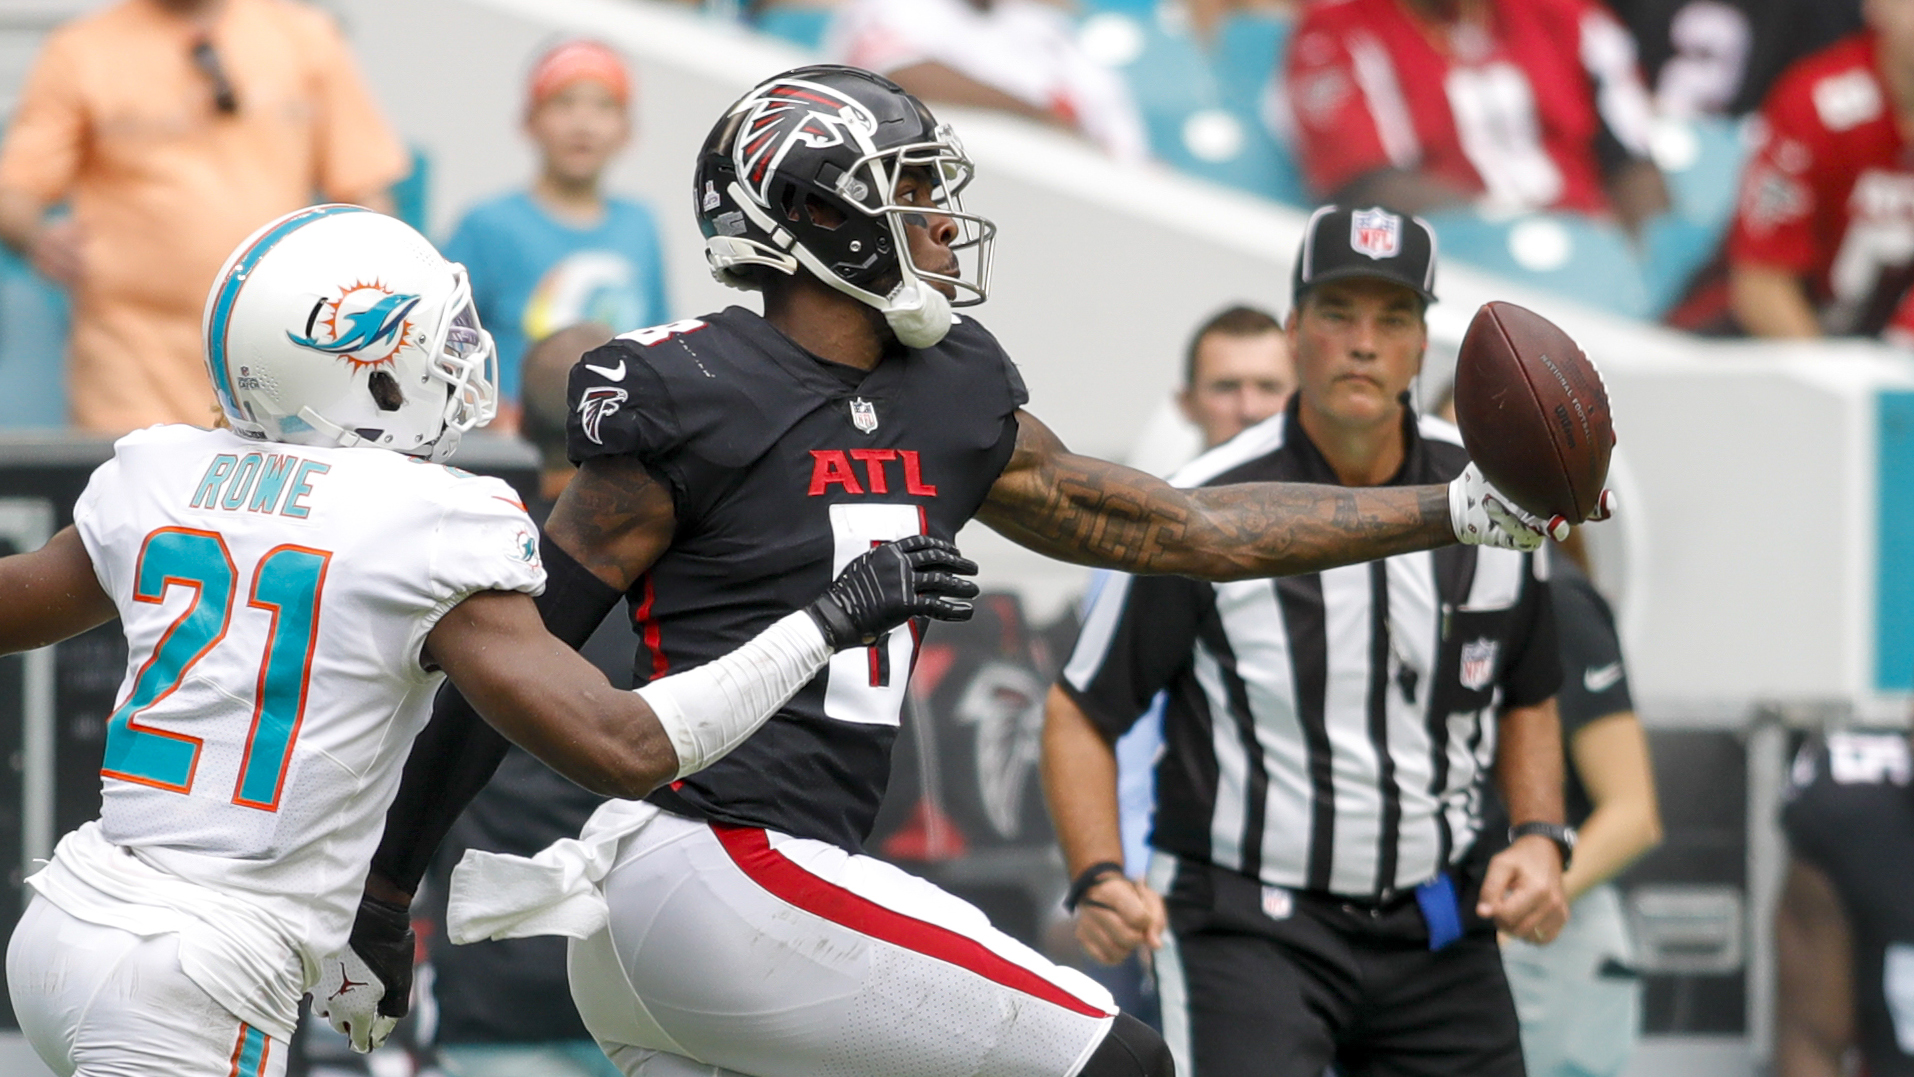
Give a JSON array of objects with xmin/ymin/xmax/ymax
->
[
  {"xmin": 0, "ymin": 526, "xmax": 116, "ymax": 655},
  {"xmin": 978, "ymin": 411, "xmax": 1504, "ymax": 581}
]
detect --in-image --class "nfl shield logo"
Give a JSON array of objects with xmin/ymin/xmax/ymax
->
[
  {"xmin": 1351, "ymin": 208, "xmax": 1402, "ymax": 260},
  {"xmin": 849, "ymin": 397, "xmax": 879, "ymax": 433},
  {"xmin": 1459, "ymin": 638, "xmax": 1499, "ymax": 691}
]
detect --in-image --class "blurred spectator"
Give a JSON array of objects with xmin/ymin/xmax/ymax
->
[
  {"xmin": 1283, "ymin": 0, "xmax": 1669, "ymax": 235},
  {"xmin": 443, "ymin": 41, "xmax": 668, "ymax": 431},
  {"xmin": 1605, "ymin": 0, "xmax": 1861, "ymax": 117},
  {"xmin": 1775, "ymin": 729, "xmax": 1914, "ymax": 1077},
  {"xmin": 1696, "ymin": 4, "xmax": 1914, "ymax": 339},
  {"xmin": 1177, "ymin": 304, "xmax": 1295, "ymax": 449},
  {"xmin": 1499, "ymin": 546, "xmax": 1662, "ymax": 1077},
  {"xmin": 0, "ymin": 0, "xmax": 407, "ymax": 435},
  {"xmin": 423, "ymin": 323, "xmax": 629, "ymax": 1077},
  {"xmin": 830, "ymin": 0, "xmax": 1149, "ymax": 160}
]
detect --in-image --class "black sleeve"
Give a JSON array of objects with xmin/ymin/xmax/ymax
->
[
  {"xmin": 1551, "ymin": 571, "xmax": 1634, "ymax": 736},
  {"xmin": 1498, "ymin": 554, "xmax": 1563, "ymax": 709},
  {"xmin": 370, "ymin": 534, "xmax": 625, "ymax": 894},
  {"xmin": 566, "ymin": 340, "xmax": 682, "ymax": 468},
  {"xmin": 1057, "ymin": 570, "xmax": 1210, "ymax": 742}
]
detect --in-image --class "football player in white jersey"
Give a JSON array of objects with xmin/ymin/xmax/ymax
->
[{"xmin": 0, "ymin": 205, "xmax": 979, "ymax": 1077}]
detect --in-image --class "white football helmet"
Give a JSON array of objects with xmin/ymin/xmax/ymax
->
[{"xmin": 202, "ymin": 205, "xmax": 497, "ymax": 461}]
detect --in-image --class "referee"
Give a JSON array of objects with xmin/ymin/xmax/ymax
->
[{"xmin": 1042, "ymin": 206, "xmax": 1571, "ymax": 1077}]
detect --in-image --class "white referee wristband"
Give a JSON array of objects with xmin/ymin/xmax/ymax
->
[{"xmin": 634, "ymin": 611, "xmax": 831, "ymax": 780}]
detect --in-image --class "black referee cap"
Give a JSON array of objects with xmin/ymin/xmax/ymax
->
[{"xmin": 1292, "ymin": 205, "xmax": 1438, "ymax": 306}]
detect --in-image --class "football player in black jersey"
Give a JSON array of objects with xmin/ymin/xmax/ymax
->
[
  {"xmin": 334, "ymin": 66, "xmax": 1604, "ymax": 1077},
  {"xmin": 1776, "ymin": 729, "xmax": 1914, "ymax": 1077}
]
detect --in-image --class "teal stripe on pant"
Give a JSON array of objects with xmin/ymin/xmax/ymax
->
[{"xmin": 232, "ymin": 1023, "xmax": 271, "ymax": 1077}]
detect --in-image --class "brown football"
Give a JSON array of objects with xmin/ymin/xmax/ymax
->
[{"xmin": 1452, "ymin": 302, "xmax": 1614, "ymax": 522}]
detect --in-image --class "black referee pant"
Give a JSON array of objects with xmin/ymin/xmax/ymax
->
[{"xmin": 1153, "ymin": 857, "xmax": 1525, "ymax": 1077}]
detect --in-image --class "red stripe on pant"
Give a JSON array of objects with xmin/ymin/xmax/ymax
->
[{"xmin": 711, "ymin": 823, "xmax": 1109, "ymax": 1019}]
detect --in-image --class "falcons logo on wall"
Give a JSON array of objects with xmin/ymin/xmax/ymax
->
[{"xmin": 733, "ymin": 80, "xmax": 879, "ymax": 206}]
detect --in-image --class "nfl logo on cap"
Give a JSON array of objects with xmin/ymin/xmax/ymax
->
[{"xmin": 1351, "ymin": 209, "xmax": 1402, "ymax": 260}]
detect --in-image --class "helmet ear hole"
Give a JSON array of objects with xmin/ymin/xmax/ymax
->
[
  {"xmin": 804, "ymin": 196, "xmax": 846, "ymax": 230},
  {"xmin": 368, "ymin": 369, "xmax": 405, "ymax": 412}
]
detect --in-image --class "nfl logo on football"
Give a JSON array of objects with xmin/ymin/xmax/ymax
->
[
  {"xmin": 1351, "ymin": 209, "xmax": 1401, "ymax": 260},
  {"xmin": 850, "ymin": 397, "xmax": 879, "ymax": 433},
  {"xmin": 1459, "ymin": 638, "xmax": 1499, "ymax": 691}
]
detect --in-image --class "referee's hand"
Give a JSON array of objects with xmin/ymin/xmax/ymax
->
[
  {"xmin": 1476, "ymin": 835, "xmax": 1569, "ymax": 944},
  {"xmin": 1075, "ymin": 875, "xmax": 1166, "ymax": 965}
]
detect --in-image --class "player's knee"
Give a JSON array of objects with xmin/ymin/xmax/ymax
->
[{"xmin": 1079, "ymin": 1011, "xmax": 1174, "ymax": 1077}]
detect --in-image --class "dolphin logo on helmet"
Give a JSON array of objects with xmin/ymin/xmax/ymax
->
[
  {"xmin": 203, "ymin": 206, "xmax": 498, "ymax": 463},
  {"xmin": 286, "ymin": 284, "xmax": 423, "ymax": 368}
]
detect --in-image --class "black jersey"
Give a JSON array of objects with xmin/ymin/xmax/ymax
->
[
  {"xmin": 1781, "ymin": 732, "xmax": 1914, "ymax": 1077},
  {"xmin": 567, "ymin": 307, "xmax": 1027, "ymax": 850}
]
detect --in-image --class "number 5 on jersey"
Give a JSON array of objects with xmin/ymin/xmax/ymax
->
[
  {"xmin": 824, "ymin": 504, "xmax": 926, "ymax": 726},
  {"xmin": 102, "ymin": 528, "xmax": 331, "ymax": 810}
]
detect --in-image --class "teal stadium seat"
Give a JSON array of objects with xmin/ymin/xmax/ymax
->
[
  {"xmin": 1083, "ymin": 7, "xmax": 1306, "ymax": 204},
  {"xmin": 752, "ymin": 6, "xmax": 835, "ymax": 51},
  {"xmin": 1421, "ymin": 209, "xmax": 1653, "ymax": 320},
  {"xmin": 1640, "ymin": 115, "xmax": 1750, "ymax": 316},
  {"xmin": 392, "ymin": 146, "xmax": 432, "ymax": 235},
  {"xmin": 0, "ymin": 243, "xmax": 69, "ymax": 429}
]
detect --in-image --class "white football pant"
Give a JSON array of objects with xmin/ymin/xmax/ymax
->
[
  {"xmin": 7, "ymin": 895, "xmax": 287, "ymax": 1077},
  {"xmin": 567, "ymin": 810, "xmax": 1116, "ymax": 1077}
]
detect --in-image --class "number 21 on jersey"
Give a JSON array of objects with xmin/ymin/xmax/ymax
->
[
  {"xmin": 824, "ymin": 504, "xmax": 925, "ymax": 726},
  {"xmin": 102, "ymin": 527, "xmax": 330, "ymax": 811}
]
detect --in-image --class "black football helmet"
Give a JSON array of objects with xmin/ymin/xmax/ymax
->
[{"xmin": 695, "ymin": 65, "xmax": 995, "ymax": 347}]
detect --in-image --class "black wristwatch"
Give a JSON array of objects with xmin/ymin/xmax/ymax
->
[{"xmin": 1509, "ymin": 821, "xmax": 1576, "ymax": 871}]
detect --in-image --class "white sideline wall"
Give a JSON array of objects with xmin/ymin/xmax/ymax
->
[{"xmin": 336, "ymin": 0, "xmax": 1914, "ymax": 716}]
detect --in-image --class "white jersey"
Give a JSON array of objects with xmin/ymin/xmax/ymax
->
[{"xmin": 28, "ymin": 424, "xmax": 544, "ymax": 1039}]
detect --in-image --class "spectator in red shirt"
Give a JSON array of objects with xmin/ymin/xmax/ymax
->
[
  {"xmin": 1722, "ymin": 0, "xmax": 1914, "ymax": 339},
  {"xmin": 1284, "ymin": 0, "xmax": 1669, "ymax": 235}
]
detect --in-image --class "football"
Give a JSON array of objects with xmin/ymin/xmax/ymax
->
[{"xmin": 1452, "ymin": 301, "xmax": 1614, "ymax": 522}]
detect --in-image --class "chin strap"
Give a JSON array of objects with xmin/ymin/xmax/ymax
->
[
  {"xmin": 881, "ymin": 279, "xmax": 953, "ymax": 348},
  {"xmin": 723, "ymin": 181, "xmax": 956, "ymax": 349}
]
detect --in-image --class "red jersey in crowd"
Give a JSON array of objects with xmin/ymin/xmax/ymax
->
[
  {"xmin": 1727, "ymin": 31, "xmax": 1914, "ymax": 337},
  {"xmin": 1284, "ymin": 0, "xmax": 1656, "ymax": 215}
]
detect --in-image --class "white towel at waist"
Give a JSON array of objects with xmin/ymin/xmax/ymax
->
[{"xmin": 447, "ymin": 798, "xmax": 662, "ymax": 944}]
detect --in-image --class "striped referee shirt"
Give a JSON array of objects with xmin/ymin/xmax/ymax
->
[{"xmin": 1060, "ymin": 402, "xmax": 1560, "ymax": 899}]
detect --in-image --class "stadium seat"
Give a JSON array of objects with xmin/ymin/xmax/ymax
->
[
  {"xmin": 1639, "ymin": 116, "xmax": 1750, "ymax": 315},
  {"xmin": 0, "ymin": 244, "xmax": 68, "ymax": 429},
  {"xmin": 1083, "ymin": 6, "xmax": 1306, "ymax": 204},
  {"xmin": 1421, "ymin": 209, "xmax": 1653, "ymax": 320},
  {"xmin": 751, "ymin": 6, "xmax": 834, "ymax": 51},
  {"xmin": 392, "ymin": 146, "xmax": 432, "ymax": 235}
]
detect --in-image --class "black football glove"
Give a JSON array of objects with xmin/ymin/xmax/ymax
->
[
  {"xmin": 312, "ymin": 893, "xmax": 414, "ymax": 1052},
  {"xmin": 805, "ymin": 535, "xmax": 979, "ymax": 651}
]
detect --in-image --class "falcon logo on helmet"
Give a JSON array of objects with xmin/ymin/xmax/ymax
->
[
  {"xmin": 693, "ymin": 66, "xmax": 998, "ymax": 350},
  {"xmin": 734, "ymin": 83, "xmax": 879, "ymax": 206}
]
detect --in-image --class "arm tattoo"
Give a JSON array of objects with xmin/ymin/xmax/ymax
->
[
  {"xmin": 978, "ymin": 412, "xmax": 1453, "ymax": 580},
  {"xmin": 544, "ymin": 456, "xmax": 678, "ymax": 591}
]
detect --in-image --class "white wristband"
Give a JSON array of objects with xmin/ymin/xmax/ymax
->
[{"xmin": 634, "ymin": 611, "xmax": 831, "ymax": 779}]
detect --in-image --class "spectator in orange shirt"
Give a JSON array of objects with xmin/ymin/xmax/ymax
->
[{"xmin": 0, "ymin": 0, "xmax": 409, "ymax": 435}]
